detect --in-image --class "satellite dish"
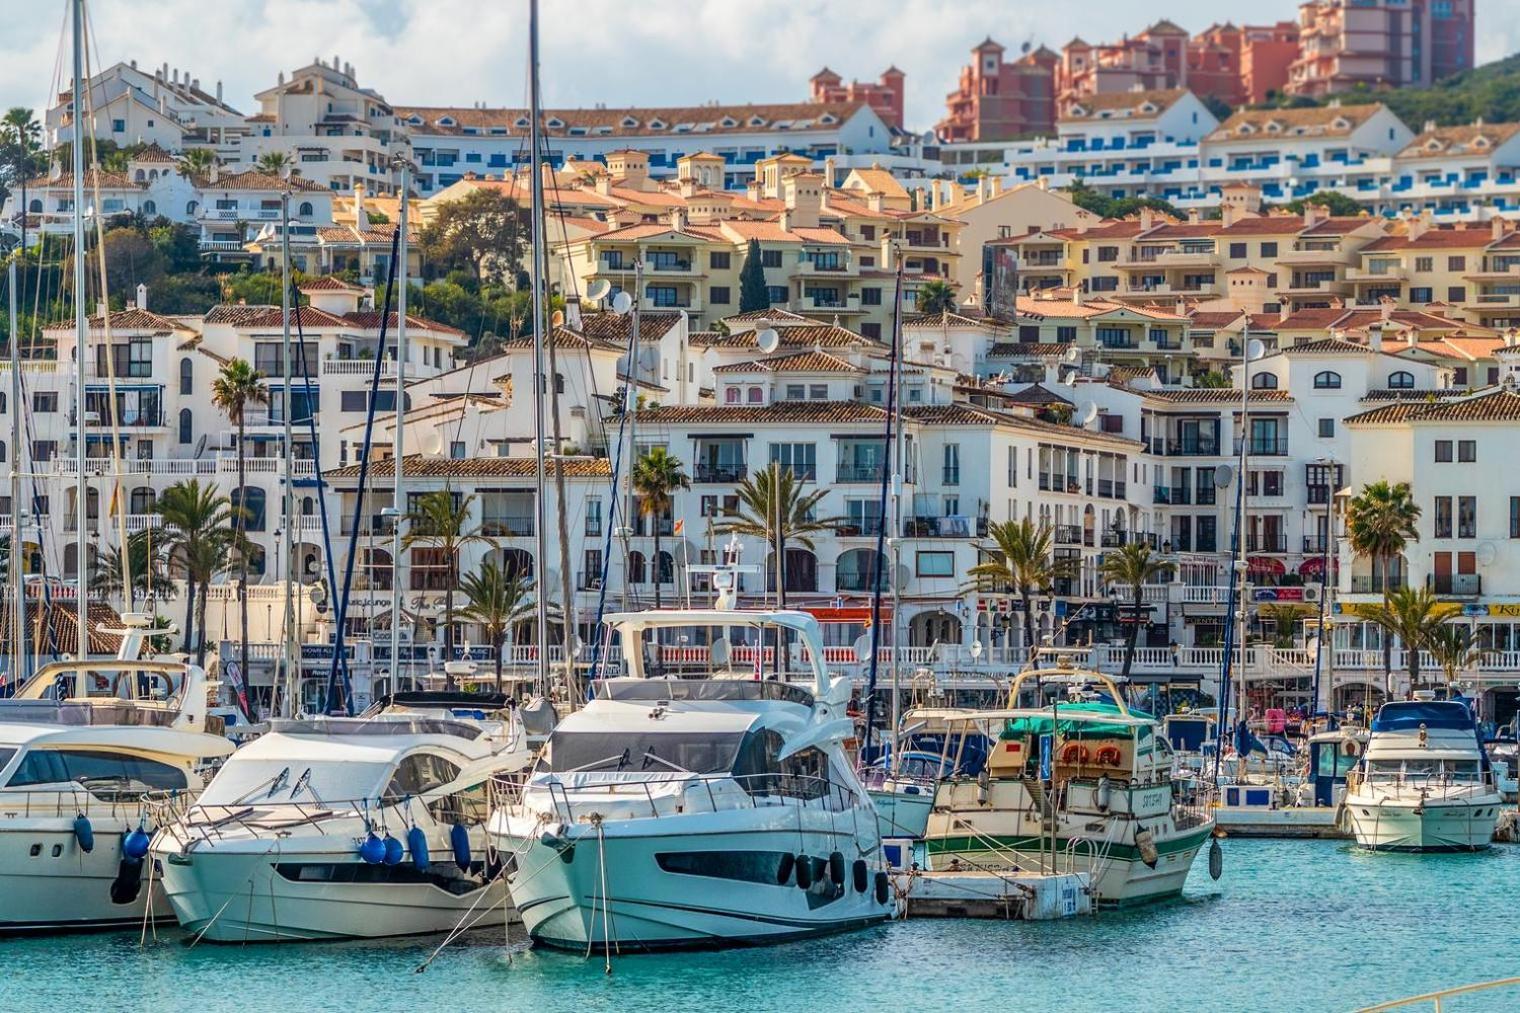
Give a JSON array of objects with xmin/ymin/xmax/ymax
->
[
  {"xmin": 610, "ymin": 291, "xmax": 633, "ymax": 315},
  {"xmin": 1246, "ymin": 338, "xmax": 1266, "ymax": 362},
  {"xmin": 1061, "ymin": 370, "xmax": 1078, "ymax": 386},
  {"xmin": 757, "ymin": 328, "xmax": 780, "ymax": 354},
  {"xmin": 419, "ymin": 429, "xmax": 446, "ymax": 458},
  {"xmin": 969, "ymin": 639, "xmax": 984, "ymax": 660},
  {"xmin": 1062, "ymin": 345, "xmax": 1081, "ymax": 365},
  {"xmin": 586, "ymin": 279, "xmax": 611, "ymax": 303},
  {"xmin": 551, "ymin": 309, "xmax": 565, "ymax": 327},
  {"xmin": 1213, "ymin": 463, "xmax": 1235, "ymax": 488},
  {"xmin": 1077, "ymin": 400, "xmax": 1098, "ymax": 426},
  {"xmin": 1478, "ymin": 541, "xmax": 1498, "ymax": 566}
]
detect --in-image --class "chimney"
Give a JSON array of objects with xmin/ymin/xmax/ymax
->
[
  {"xmin": 1368, "ymin": 326, "xmax": 1383, "ymax": 352},
  {"xmin": 1187, "ymin": 208, "xmax": 1201, "ymax": 224},
  {"xmin": 927, "ymin": 183, "xmax": 938, "ymax": 212},
  {"xmin": 989, "ymin": 176, "xmax": 1003, "ymax": 197},
  {"xmin": 1407, "ymin": 209, "xmax": 1432, "ymax": 241},
  {"xmin": 1302, "ymin": 201, "xmax": 1324, "ymax": 227},
  {"xmin": 209, "ymin": 162, "xmax": 219, "ymax": 183},
  {"xmin": 1379, "ymin": 295, "xmax": 1394, "ymax": 321},
  {"xmin": 1044, "ymin": 363, "xmax": 1060, "ymax": 385},
  {"xmin": 136, "ymin": 283, "xmax": 147, "ymax": 311},
  {"xmin": 670, "ymin": 206, "xmax": 686, "ymax": 232},
  {"xmin": 1493, "ymin": 216, "xmax": 1508, "ymax": 243},
  {"xmin": 823, "ymin": 156, "xmax": 836, "ymax": 187},
  {"xmin": 977, "ymin": 175, "xmax": 990, "ymax": 203},
  {"xmin": 216, "ymin": 80, "xmax": 223, "ymax": 102},
  {"xmin": 746, "ymin": 179, "xmax": 761, "ymax": 202},
  {"xmin": 1139, "ymin": 206, "xmax": 1155, "ymax": 231},
  {"xmin": 866, "ymin": 191, "xmax": 885, "ymax": 213},
  {"xmin": 564, "ymin": 294, "xmax": 583, "ymax": 331},
  {"xmin": 1071, "ymin": 287, "xmax": 1084, "ymax": 307},
  {"xmin": 353, "ymin": 181, "xmax": 368, "ymax": 229}
]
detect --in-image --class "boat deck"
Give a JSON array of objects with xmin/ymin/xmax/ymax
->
[{"xmin": 895, "ymin": 869, "xmax": 1091, "ymax": 920}]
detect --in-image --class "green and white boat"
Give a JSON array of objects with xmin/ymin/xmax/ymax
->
[{"xmin": 920, "ymin": 664, "xmax": 1214, "ymax": 907}]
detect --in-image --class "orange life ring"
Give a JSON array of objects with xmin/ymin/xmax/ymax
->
[
  {"xmin": 1060, "ymin": 742, "xmax": 1090, "ymax": 764},
  {"xmin": 1095, "ymin": 745, "xmax": 1123, "ymax": 767}
]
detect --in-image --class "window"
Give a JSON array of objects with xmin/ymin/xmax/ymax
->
[
  {"xmin": 299, "ymin": 201, "xmax": 314, "ymax": 217},
  {"xmin": 916, "ymin": 551, "xmax": 954, "ymax": 577},
  {"xmin": 861, "ymin": 288, "xmax": 882, "ymax": 306},
  {"xmin": 386, "ymin": 753, "xmax": 460, "ymax": 798},
  {"xmin": 178, "ymin": 408, "xmax": 193, "ymax": 444},
  {"xmin": 1435, "ymin": 440, "xmax": 1453, "ymax": 462},
  {"xmin": 32, "ymin": 392, "xmax": 57, "ymax": 413},
  {"xmin": 1511, "ymin": 497, "xmax": 1520, "ymax": 539},
  {"xmin": 1434, "ymin": 496, "xmax": 1452, "ymax": 538},
  {"xmin": 765, "ymin": 286, "xmax": 787, "ymax": 304},
  {"xmin": 710, "ymin": 286, "xmax": 731, "ymax": 305},
  {"xmin": 1318, "ymin": 418, "xmax": 1334, "ymax": 438},
  {"xmin": 785, "ymin": 384, "xmax": 805, "ymax": 401},
  {"xmin": 943, "ymin": 443, "xmax": 960, "ymax": 485},
  {"xmin": 1056, "ymin": 325, "xmax": 1077, "ymax": 343},
  {"xmin": 1448, "ymin": 256, "xmax": 1466, "ymax": 271},
  {"xmin": 1458, "ymin": 496, "xmax": 1477, "ymax": 539},
  {"xmin": 1458, "ymin": 440, "xmax": 1476, "ymax": 463},
  {"xmin": 1409, "ymin": 287, "xmax": 1433, "ymax": 303},
  {"xmin": 1097, "ymin": 246, "xmax": 1118, "ymax": 263},
  {"xmin": 1260, "ymin": 242, "xmax": 1277, "ymax": 258},
  {"xmin": 1415, "ymin": 256, "xmax": 1433, "ymax": 272},
  {"xmin": 808, "ymin": 384, "xmax": 827, "ymax": 400},
  {"xmin": 710, "ymin": 252, "xmax": 731, "ymax": 270},
  {"xmin": 1448, "ymin": 286, "xmax": 1466, "ymax": 303},
  {"xmin": 1251, "ymin": 373, "xmax": 1278, "ymax": 389},
  {"xmin": 1388, "ymin": 370, "xmax": 1415, "ymax": 389},
  {"xmin": 760, "ymin": 250, "xmax": 782, "ymax": 269},
  {"xmin": 1229, "ymin": 242, "xmax": 1247, "ymax": 259},
  {"xmin": 7, "ymin": 749, "xmax": 188, "ymax": 790},
  {"xmin": 747, "ymin": 386, "xmax": 762, "ymax": 403},
  {"xmin": 1312, "ymin": 371, "xmax": 1341, "ymax": 389}
]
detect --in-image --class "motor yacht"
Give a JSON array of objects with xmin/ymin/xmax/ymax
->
[
  {"xmin": 151, "ymin": 690, "xmax": 533, "ymax": 941},
  {"xmin": 1344, "ymin": 699, "xmax": 1503, "ymax": 852},
  {"xmin": 0, "ymin": 617, "xmax": 234, "ymax": 932},
  {"xmin": 489, "ymin": 608, "xmax": 894, "ymax": 951},
  {"xmin": 919, "ymin": 662, "xmax": 1215, "ymax": 907}
]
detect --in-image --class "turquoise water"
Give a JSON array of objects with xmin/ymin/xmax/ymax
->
[{"xmin": 5, "ymin": 840, "xmax": 1520, "ymax": 1012}]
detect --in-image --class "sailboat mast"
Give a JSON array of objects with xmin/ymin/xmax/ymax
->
[
  {"xmin": 9, "ymin": 262, "xmax": 22, "ymax": 684},
  {"xmin": 390, "ymin": 162, "xmax": 410, "ymax": 691},
  {"xmin": 888, "ymin": 258, "xmax": 905, "ymax": 774},
  {"xmin": 280, "ymin": 186, "xmax": 295, "ymax": 715},
  {"xmin": 70, "ymin": 0, "xmax": 88, "ymax": 661},
  {"xmin": 527, "ymin": 0, "xmax": 551, "ymax": 695}
]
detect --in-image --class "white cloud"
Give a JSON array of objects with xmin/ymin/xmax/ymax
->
[{"xmin": 1, "ymin": 0, "xmax": 1515, "ymax": 132}]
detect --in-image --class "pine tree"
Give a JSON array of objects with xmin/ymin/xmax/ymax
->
[{"xmin": 738, "ymin": 238, "xmax": 770, "ymax": 312}]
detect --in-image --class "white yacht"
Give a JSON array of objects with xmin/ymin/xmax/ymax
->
[
  {"xmin": 1345, "ymin": 699, "xmax": 1503, "ymax": 852},
  {"xmin": 489, "ymin": 609, "xmax": 894, "ymax": 951},
  {"xmin": 919, "ymin": 664, "xmax": 1215, "ymax": 907},
  {"xmin": 0, "ymin": 619, "xmax": 235, "ymax": 933},
  {"xmin": 151, "ymin": 691, "xmax": 533, "ymax": 941}
]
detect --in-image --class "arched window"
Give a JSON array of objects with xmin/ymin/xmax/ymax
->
[
  {"xmin": 129, "ymin": 486, "xmax": 155, "ymax": 514},
  {"xmin": 837, "ymin": 548, "xmax": 888, "ymax": 593},
  {"xmin": 232, "ymin": 487, "xmax": 267, "ymax": 531},
  {"xmin": 178, "ymin": 408, "xmax": 193, "ymax": 444},
  {"xmin": 299, "ymin": 201, "xmax": 313, "ymax": 217},
  {"xmin": 1251, "ymin": 373, "xmax": 1278, "ymax": 389},
  {"xmin": 0, "ymin": 391, "xmax": 7, "ymax": 413},
  {"xmin": 628, "ymin": 551, "xmax": 646, "ymax": 584},
  {"xmin": 496, "ymin": 547, "xmax": 534, "ymax": 582},
  {"xmin": 134, "ymin": 169, "xmax": 145, "ymax": 182},
  {"xmin": 1388, "ymin": 370, "xmax": 1415, "ymax": 389},
  {"xmin": 244, "ymin": 544, "xmax": 267, "ymax": 577},
  {"xmin": 142, "ymin": 200, "xmax": 156, "ymax": 215},
  {"xmin": 1313, "ymin": 370, "xmax": 1342, "ymax": 390},
  {"xmin": 179, "ymin": 357, "xmax": 193, "ymax": 394},
  {"xmin": 0, "ymin": 440, "xmax": 7, "ymax": 463},
  {"xmin": 301, "ymin": 495, "xmax": 315, "ymax": 516},
  {"xmin": 186, "ymin": 200, "xmax": 198, "ymax": 216},
  {"xmin": 27, "ymin": 199, "xmax": 41, "ymax": 214},
  {"xmin": 769, "ymin": 548, "xmax": 818, "ymax": 593},
  {"xmin": 655, "ymin": 550, "xmax": 675, "ymax": 585}
]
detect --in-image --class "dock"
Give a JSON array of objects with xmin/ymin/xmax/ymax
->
[
  {"xmin": 1214, "ymin": 806, "xmax": 1349, "ymax": 839},
  {"xmin": 895, "ymin": 869, "xmax": 1091, "ymax": 920}
]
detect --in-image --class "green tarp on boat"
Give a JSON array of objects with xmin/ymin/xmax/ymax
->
[{"xmin": 1001, "ymin": 702, "xmax": 1155, "ymax": 741}]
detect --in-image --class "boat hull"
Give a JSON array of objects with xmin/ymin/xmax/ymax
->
[
  {"xmin": 867, "ymin": 785, "xmax": 934, "ymax": 839},
  {"xmin": 155, "ymin": 844, "xmax": 507, "ymax": 942},
  {"xmin": 494, "ymin": 815, "xmax": 892, "ymax": 951},
  {"xmin": 0, "ymin": 823, "xmax": 170, "ymax": 933},
  {"xmin": 1345, "ymin": 798, "xmax": 1501, "ymax": 852}
]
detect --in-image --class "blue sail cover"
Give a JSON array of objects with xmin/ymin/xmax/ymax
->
[{"xmin": 1371, "ymin": 701, "xmax": 1476, "ymax": 732}]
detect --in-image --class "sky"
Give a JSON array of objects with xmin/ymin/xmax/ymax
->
[{"xmin": 2, "ymin": 0, "xmax": 1517, "ymax": 134}]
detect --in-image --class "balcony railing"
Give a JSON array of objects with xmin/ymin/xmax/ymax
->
[
  {"xmin": 1428, "ymin": 573, "xmax": 1482, "ymax": 597},
  {"xmin": 836, "ymin": 465, "xmax": 885, "ymax": 483},
  {"xmin": 1246, "ymin": 534, "xmax": 1288, "ymax": 553},
  {"xmin": 1161, "ymin": 438, "xmax": 1220, "ymax": 456},
  {"xmin": 1153, "ymin": 486, "xmax": 1192, "ymax": 505},
  {"xmin": 1054, "ymin": 524, "xmax": 1082, "ymax": 545},
  {"xmin": 1350, "ymin": 575, "xmax": 1407, "ymax": 594},
  {"xmin": 1236, "ymin": 437, "xmax": 1288, "ymax": 456},
  {"xmin": 903, "ymin": 516, "xmax": 985, "ymax": 538},
  {"xmin": 480, "ymin": 517, "xmax": 534, "ymax": 537},
  {"xmin": 1302, "ymin": 535, "xmax": 1330, "ymax": 553},
  {"xmin": 695, "ymin": 463, "xmax": 747, "ymax": 483}
]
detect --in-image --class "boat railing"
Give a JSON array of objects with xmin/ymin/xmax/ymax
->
[
  {"xmin": 152, "ymin": 786, "xmax": 494, "ymax": 845},
  {"xmin": 1359, "ymin": 976, "xmax": 1520, "ymax": 1011},
  {"xmin": 0, "ymin": 784, "xmax": 196, "ymax": 822},
  {"xmin": 940, "ymin": 811, "xmax": 1049, "ymax": 877},
  {"xmin": 529, "ymin": 772, "xmax": 859, "ymax": 825}
]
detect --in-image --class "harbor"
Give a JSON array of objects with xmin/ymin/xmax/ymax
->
[{"xmin": 2, "ymin": 840, "xmax": 1518, "ymax": 1012}]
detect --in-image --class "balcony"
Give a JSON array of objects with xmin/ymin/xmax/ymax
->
[
  {"xmin": 323, "ymin": 358, "xmax": 400, "ymax": 377},
  {"xmin": 836, "ymin": 568, "xmax": 886, "ymax": 593},
  {"xmin": 1236, "ymin": 437, "xmax": 1288, "ymax": 456},
  {"xmin": 1277, "ymin": 246, "xmax": 1354, "ymax": 267},
  {"xmin": 1345, "ymin": 265, "xmax": 1406, "ymax": 283},
  {"xmin": 479, "ymin": 517, "xmax": 534, "ymax": 537},
  {"xmin": 837, "ymin": 464, "xmax": 885, "ymax": 483},
  {"xmin": 1246, "ymin": 533, "xmax": 1288, "ymax": 553},
  {"xmin": 1302, "ymin": 535, "xmax": 1331, "ymax": 553},
  {"xmin": 1350, "ymin": 574, "xmax": 1407, "ymax": 594},
  {"xmin": 1054, "ymin": 524, "xmax": 1083, "ymax": 545},
  {"xmin": 1162, "ymin": 438, "xmax": 1220, "ymax": 456},
  {"xmin": 1428, "ymin": 573, "xmax": 1482, "ymax": 597},
  {"xmin": 694, "ymin": 463, "xmax": 747, "ymax": 483},
  {"xmin": 1153, "ymin": 486, "xmax": 1192, "ymax": 505},
  {"xmin": 834, "ymin": 520, "xmax": 885, "ymax": 538},
  {"xmin": 577, "ymin": 570, "xmax": 603, "ymax": 591},
  {"xmin": 903, "ymin": 516, "xmax": 986, "ymax": 539}
]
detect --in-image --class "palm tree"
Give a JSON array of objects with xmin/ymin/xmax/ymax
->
[
  {"xmin": 255, "ymin": 151, "xmax": 292, "ymax": 176},
  {"xmin": 1259, "ymin": 603, "xmax": 1313, "ymax": 649},
  {"xmin": 176, "ymin": 147, "xmax": 216, "ymax": 179},
  {"xmin": 1346, "ymin": 480, "xmax": 1421, "ymax": 688},
  {"xmin": 968, "ymin": 518, "xmax": 1075, "ymax": 663},
  {"xmin": 403, "ymin": 491, "xmax": 486, "ymax": 665},
  {"xmin": 0, "ymin": 107, "xmax": 44, "ymax": 187},
  {"xmin": 715, "ymin": 462, "xmax": 838, "ymax": 608},
  {"xmin": 631, "ymin": 447, "xmax": 689, "ymax": 608},
  {"xmin": 157, "ymin": 479, "xmax": 236, "ymax": 662},
  {"xmin": 94, "ymin": 530, "xmax": 176, "ymax": 608},
  {"xmin": 211, "ymin": 359, "xmax": 269, "ymax": 695},
  {"xmin": 1364, "ymin": 586, "xmax": 1460, "ymax": 692},
  {"xmin": 1098, "ymin": 541, "xmax": 1174, "ymax": 681},
  {"xmin": 458, "ymin": 561, "xmax": 535, "ymax": 691},
  {"xmin": 914, "ymin": 279, "xmax": 957, "ymax": 315},
  {"xmin": 1426, "ymin": 623, "xmax": 1489, "ymax": 687}
]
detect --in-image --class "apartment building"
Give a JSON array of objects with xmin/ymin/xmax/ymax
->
[
  {"xmin": 398, "ymin": 101, "xmax": 895, "ymax": 196},
  {"xmin": 46, "ymin": 60, "xmax": 246, "ymax": 160},
  {"xmin": 1287, "ymin": 0, "xmax": 1476, "ymax": 98},
  {"xmin": 1057, "ymin": 22, "xmax": 1192, "ymax": 102},
  {"xmin": 936, "ymin": 39, "xmax": 1060, "ymax": 143},
  {"xmin": 1187, "ymin": 22, "xmax": 1302, "ymax": 106},
  {"xmin": 808, "ymin": 67, "xmax": 906, "ymax": 130}
]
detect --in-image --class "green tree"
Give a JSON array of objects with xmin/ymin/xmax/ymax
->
[
  {"xmin": 1260, "ymin": 603, "xmax": 1313, "ymax": 649},
  {"xmin": 1099, "ymin": 542, "xmax": 1175, "ymax": 680},
  {"xmin": 1278, "ymin": 191, "xmax": 1364, "ymax": 217},
  {"xmin": 93, "ymin": 529, "xmax": 177, "ymax": 609},
  {"xmin": 737, "ymin": 238, "xmax": 769, "ymax": 313},
  {"xmin": 914, "ymin": 279, "xmax": 957, "ymax": 315},
  {"xmin": 715, "ymin": 462, "xmax": 838, "ymax": 608},
  {"xmin": 156, "ymin": 479, "xmax": 236, "ymax": 662},
  {"xmin": 149, "ymin": 221, "xmax": 204, "ymax": 274},
  {"xmin": 403, "ymin": 491, "xmax": 487, "ymax": 664},
  {"xmin": 211, "ymin": 358, "xmax": 268, "ymax": 708},
  {"xmin": 1346, "ymin": 479, "xmax": 1421, "ymax": 688},
  {"xmin": 968, "ymin": 518, "xmax": 1076, "ymax": 661},
  {"xmin": 631, "ymin": 447, "xmax": 689, "ymax": 608},
  {"xmin": 254, "ymin": 151, "xmax": 292, "ymax": 176},
  {"xmin": 1064, "ymin": 179, "xmax": 1182, "ymax": 220},
  {"xmin": 1364, "ymin": 587, "xmax": 1460, "ymax": 691},
  {"xmin": 176, "ymin": 147, "xmax": 216, "ymax": 179},
  {"xmin": 458, "ymin": 561, "xmax": 535, "ymax": 690},
  {"xmin": 419, "ymin": 188, "xmax": 526, "ymax": 284},
  {"xmin": 1425, "ymin": 623, "xmax": 1489, "ymax": 686},
  {"xmin": 0, "ymin": 106, "xmax": 44, "ymax": 206}
]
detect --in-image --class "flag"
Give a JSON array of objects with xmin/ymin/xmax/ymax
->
[
  {"xmin": 753, "ymin": 645, "xmax": 762, "ymax": 681},
  {"xmin": 673, "ymin": 518, "xmax": 684, "ymax": 536}
]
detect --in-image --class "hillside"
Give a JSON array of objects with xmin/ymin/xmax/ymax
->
[{"xmin": 1253, "ymin": 53, "xmax": 1520, "ymax": 128}]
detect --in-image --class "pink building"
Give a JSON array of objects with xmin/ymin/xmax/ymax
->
[
  {"xmin": 936, "ymin": 39, "xmax": 1058, "ymax": 143},
  {"xmin": 1286, "ymin": 0, "xmax": 1475, "ymax": 97},
  {"xmin": 809, "ymin": 66, "xmax": 906, "ymax": 130}
]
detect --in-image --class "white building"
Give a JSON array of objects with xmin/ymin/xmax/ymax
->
[{"xmin": 46, "ymin": 60, "xmax": 246, "ymax": 160}]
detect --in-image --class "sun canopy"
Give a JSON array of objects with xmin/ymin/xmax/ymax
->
[
  {"xmin": 1371, "ymin": 701, "xmax": 1476, "ymax": 733},
  {"xmin": 1001, "ymin": 702, "xmax": 1155, "ymax": 740}
]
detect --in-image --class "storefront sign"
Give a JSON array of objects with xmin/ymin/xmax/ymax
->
[{"xmin": 1252, "ymin": 587, "xmax": 1305, "ymax": 603}]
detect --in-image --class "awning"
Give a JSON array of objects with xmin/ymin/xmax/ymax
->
[
  {"xmin": 1298, "ymin": 556, "xmax": 1338, "ymax": 578},
  {"xmin": 1247, "ymin": 555, "xmax": 1285, "ymax": 577}
]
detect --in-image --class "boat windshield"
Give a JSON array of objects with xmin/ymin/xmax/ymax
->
[
  {"xmin": 537, "ymin": 731, "xmax": 746, "ymax": 775},
  {"xmin": 1366, "ymin": 759, "xmax": 1482, "ymax": 782}
]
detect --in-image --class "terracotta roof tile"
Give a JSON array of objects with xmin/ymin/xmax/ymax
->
[
  {"xmin": 398, "ymin": 101, "xmax": 868, "ymax": 138},
  {"xmin": 712, "ymin": 350, "xmax": 864, "ymax": 374},
  {"xmin": 1346, "ymin": 389, "xmax": 1520, "ymax": 424},
  {"xmin": 1208, "ymin": 103, "xmax": 1384, "ymax": 142},
  {"xmin": 326, "ymin": 454, "xmax": 612, "ymax": 480},
  {"xmin": 1141, "ymin": 388, "xmax": 1293, "ymax": 403}
]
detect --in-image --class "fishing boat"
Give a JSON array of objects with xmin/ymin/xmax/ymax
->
[
  {"xmin": 1344, "ymin": 698, "xmax": 1503, "ymax": 852},
  {"xmin": 150, "ymin": 692, "xmax": 532, "ymax": 941},
  {"xmin": 1208, "ymin": 725, "xmax": 1366, "ymax": 838},
  {"xmin": 489, "ymin": 607, "xmax": 893, "ymax": 951},
  {"xmin": 0, "ymin": 617, "xmax": 235, "ymax": 932},
  {"xmin": 920, "ymin": 662, "xmax": 1215, "ymax": 906}
]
